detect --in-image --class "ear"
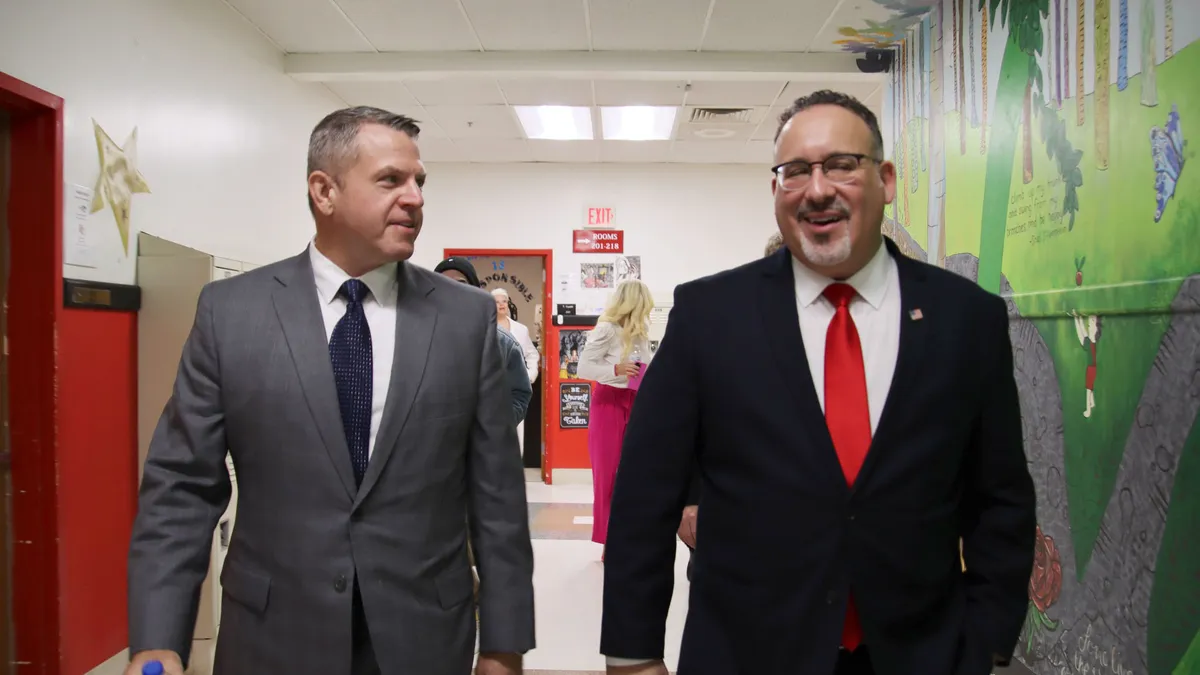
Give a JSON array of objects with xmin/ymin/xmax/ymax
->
[
  {"xmin": 308, "ymin": 171, "xmax": 337, "ymax": 216},
  {"xmin": 770, "ymin": 175, "xmax": 779, "ymax": 198},
  {"xmin": 878, "ymin": 160, "xmax": 897, "ymax": 205}
]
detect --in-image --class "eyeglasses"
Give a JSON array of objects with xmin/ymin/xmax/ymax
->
[{"xmin": 771, "ymin": 154, "xmax": 880, "ymax": 191}]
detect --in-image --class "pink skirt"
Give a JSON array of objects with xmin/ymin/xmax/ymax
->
[{"xmin": 587, "ymin": 383, "xmax": 637, "ymax": 545}]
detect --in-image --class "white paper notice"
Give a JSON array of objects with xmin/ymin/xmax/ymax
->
[{"xmin": 64, "ymin": 184, "xmax": 98, "ymax": 268}]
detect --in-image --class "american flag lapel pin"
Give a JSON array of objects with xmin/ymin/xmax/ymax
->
[{"xmin": 909, "ymin": 308, "xmax": 924, "ymax": 321}]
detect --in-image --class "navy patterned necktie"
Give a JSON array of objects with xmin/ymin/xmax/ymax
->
[{"xmin": 329, "ymin": 278, "xmax": 372, "ymax": 487}]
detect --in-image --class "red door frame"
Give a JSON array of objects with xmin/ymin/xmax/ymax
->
[
  {"xmin": 443, "ymin": 248, "xmax": 553, "ymax": 482},
  {"xmin": 1, "ymin": 71, "xmax": 64, "ymax": 674}
]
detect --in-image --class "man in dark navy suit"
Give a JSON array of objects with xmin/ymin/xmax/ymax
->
[{"xmin": 600, "ymin": 90, "xmax": 1036, "ymax": 675}]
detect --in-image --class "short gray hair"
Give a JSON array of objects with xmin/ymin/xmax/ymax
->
[
  {"xmin": 490, "ymin": 288, "xmax": 510, "ymax": 300},
  {"xmin": 307, "ymin": 106, "xmax": 421, "ymax": 214},
  {"xmin": 773, "ymin": 90, "xmax": 884, "ymax": 158}
]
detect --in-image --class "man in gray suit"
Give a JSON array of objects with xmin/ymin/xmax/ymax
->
[{"xmin": 125, "ymin": 106, "xmax": 535, "ymax": 675}]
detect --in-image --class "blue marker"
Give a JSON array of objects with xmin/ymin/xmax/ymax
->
[{"xmin": 142, "ymin": 661, "xmax": 164, "ymax": 675}]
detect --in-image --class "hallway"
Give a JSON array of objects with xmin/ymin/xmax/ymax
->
[{"xmin": 521, "ymin": 478, "xmax": 692, "ymax": 674}]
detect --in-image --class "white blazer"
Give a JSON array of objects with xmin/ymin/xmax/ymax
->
[
  {"xmin": 577, "ymin": 321, "xmax": 652, "ymax": 389},
  {"xmin": 503, "ymin": 319, "xmax": 540, "ymax": 383}
]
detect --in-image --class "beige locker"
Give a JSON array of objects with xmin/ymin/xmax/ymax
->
[{"xmin": 136, "ymin": 234, "xmax": 257, "ymax": 646}]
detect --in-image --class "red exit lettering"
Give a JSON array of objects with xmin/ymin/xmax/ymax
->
[{"xmin": 587, "ymin": 207, "xmax": 614, "ymax": 226}]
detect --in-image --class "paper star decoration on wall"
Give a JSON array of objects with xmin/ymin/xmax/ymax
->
[{"xmin": 90, "ymin": 120, "xmax": 151, "ymax": 255}]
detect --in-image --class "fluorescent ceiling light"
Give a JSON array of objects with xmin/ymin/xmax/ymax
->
[
  {"xmin": 600, "ymin": 106, "xmax": 677, "ymax": 141},
  {"xmin": 514, "ymin": 105, "xmax": 594, "ymax": 140}
]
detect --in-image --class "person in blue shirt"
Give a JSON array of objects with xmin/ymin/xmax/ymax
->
[{"xmin": 435, "ymin": 256, "xmax": 531, "ymax": 426}]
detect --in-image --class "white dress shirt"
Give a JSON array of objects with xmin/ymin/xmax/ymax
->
[
  {"xmin": 792, "ymin": 240, "xmax": 901, "ymax": 432},
  {"xmin": 309, "ymin": 242, "xmax": 398, "ymax": 458},
  {"xmin": 577, "ymin": 321, "xmax": 653, "ymax": 388},
  {"xmin": 503, "ymin": 319, "xmax": 540, "ymax": 383},
  {"xmin": 604, "ymin": 242, "xmax": 901, "ymax": 668}
]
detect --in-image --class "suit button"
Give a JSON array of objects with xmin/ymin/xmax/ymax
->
[
  {"xmin": 334, "ymin": 575, "xmax": 347, "ymax": 593},
  {"xmin": 827, "ymin": 590, "xmax": 837, "ymax": 604}
]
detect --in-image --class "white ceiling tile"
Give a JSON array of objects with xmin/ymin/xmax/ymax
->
[
  {"xmin": 675, "ymin": 122, "xmax": 756, "ymax": 143},
  {"xmin": 588, "ymin": 0, "xmax": 712, "ymax": 50},
  {"xmin": 460, "ymin": 0, "xmax": 589, "ymax": 50},
  {"xmin": 669, "ymin": 140, "xmax": 754, "ymax": 164},
  {"xmin": 498, "ymin": 80, "xmax": 594, "ymax": 106},
  {"xmin": 225, "ymin": 0, "xmax": 374, "ymax": 52},
  {"xmin": 702, "ymin": 0, "xmax": 842, "ymax": 52},
  {"xmin": 334, "ymin": 0, "xmax": 480, "ymax": 51},
  {"xmin": 593, "ymin": 81, "xmax": 687, "ymax": 106},
  {"xmin": 423, "ymin": 105, "xmax": 522, "ymax": 139},
  {"xmin": 325, "ymin": 82, "xmax": 420, "ymax": 110},
  {"xmin": 599, "ymin": 141, "xmax": 672, "ymax": 163},
  {"xmin": 529, "ymin": 140, "xmax": 602, "ymax": 163},
  {"xmin": 457, "ymin": 139, "xmax": 535, "ymax": 163},
  {"xmin": 404, "ymin": 80, "xmax": 506, "ymax": 106},
  {"xmin": 752, "ymin": 107, "xmax": 789, "ymax": 141},
  {"xmin": 685, "ymin": 81, "xmax": 788, "ymax": 107},
  {"xmin": 419, "ymin": 138, "xmax": 466, "ymax": 163}
]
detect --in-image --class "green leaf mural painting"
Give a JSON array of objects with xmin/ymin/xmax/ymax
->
[{"xmin": 881, "ymin": 0, "xmax": 1198, "ymax": 672}]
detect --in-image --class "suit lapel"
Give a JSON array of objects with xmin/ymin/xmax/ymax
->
[
  {"xmin": 272, "ymin": 251, "xmax": 357, "ymax": 500},
  {"xmin": 758, "ymin": 250, "xmax": 848, "ymax": 490},
  {"xmin": 354, "ymin": 263, "xmax": 437, "ymax": 506},
  {"xmin": 855, "ymin": 238, "xmax": 931, "ymax": 489}
]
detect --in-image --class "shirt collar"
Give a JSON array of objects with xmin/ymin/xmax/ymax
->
[
  {"xmin": 308, "ymin": 240, "xmax": 398, "ymax": 307},
  {"xmin": 792, "ymin": 239, "xmax": 894, "ymax": 310}
]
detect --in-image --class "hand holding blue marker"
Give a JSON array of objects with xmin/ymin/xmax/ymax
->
[{"xmin": 141, "ymin": 661, "xmax": 164, "ymax": 675}]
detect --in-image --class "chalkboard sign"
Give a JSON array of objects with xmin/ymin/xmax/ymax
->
[{"xmin": 559, "ymin": 383, "xmax": 591, "ymax": 429}]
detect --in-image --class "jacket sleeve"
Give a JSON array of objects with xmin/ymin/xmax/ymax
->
[
  {"xmin": 577, "ymin": 322, "xmax": 624, "ymax": 385},
  {"xmin": 960, "ymin": 293, "xmax": 1037, "ymax": 667},
  {"xmin": 600, "ymin": 284, "xmax": 701, "ymax": 661},
  {"xmin": 128, "ymin": 283, "xmax": 232, "ymax": 667},
  {"xmin": 505, "ymin": 338, "xmax": 533, "ymax": 425},
  {"xmin": 468, "ymin": 300, "xmax": 536, "ymax": 654}
]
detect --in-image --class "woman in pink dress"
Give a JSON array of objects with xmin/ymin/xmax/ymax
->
[{"xmin": 577, "ymin": 280, "xmax": 654, "ymax": 559}]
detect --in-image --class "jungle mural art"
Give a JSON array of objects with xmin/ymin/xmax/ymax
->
[{"xmin": 880, "ymin": 1, "xmax": 1199, "ymax": 673}]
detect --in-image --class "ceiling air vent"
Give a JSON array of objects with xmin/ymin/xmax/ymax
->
[{"xmin": 688, "ymin": 107, "xmax": 755, "ymax": 124}]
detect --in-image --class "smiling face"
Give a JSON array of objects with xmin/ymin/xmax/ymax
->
[
  {"xmin": 493, "ymin": 291, "xmax": 511, "ymax": 319},
  {"xmin": 771, "ymin": 104, "xmax": 895, "ymax": 279},
  {"xmin": 309, "ymin": 123, "xmax": 426, "ymax": 276}
]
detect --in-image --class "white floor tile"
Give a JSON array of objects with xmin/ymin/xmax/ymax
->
[
  {"xmin": 526, "ymin": 481, "xmax": 594, "ymax": 505},
  {"xmin": 523, "ymin": 539, "xmax": 691, "ymax": 672}
]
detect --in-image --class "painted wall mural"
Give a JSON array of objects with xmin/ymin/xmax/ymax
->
[{"xmin": 880, "ymin": 0, "xmax": 1199, "ymax": 673}]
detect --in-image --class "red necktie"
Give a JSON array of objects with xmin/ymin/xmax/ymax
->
[{"xmin": 822, "ymin": 282, "xmax": 870, "ymax": 651}]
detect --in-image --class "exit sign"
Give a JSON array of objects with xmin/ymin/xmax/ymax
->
[
  {"xmin": 585, "ymin": 206, "xmax": 615, "ymax": 226},
  {"xmin": 572, "ymin": 229, "xmax": 624, "ymax": 253}
]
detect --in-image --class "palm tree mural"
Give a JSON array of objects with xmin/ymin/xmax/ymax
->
[
  {"xmin": 1061, "ymin": 0, "xmax": 1069, "ymax": 108},
  {"xmin": 970, "ymin": 0, "xmax": 979, "ymax": 127},
  {"xmin": 1165, "ymin": 0, "xmax": 1174, "ymax": 57},
  {"xmin": 1095, "ymin": 0, "xmax": 1111, "ymax": 169},
  {"xmin": 1118, "ymin": 0, "xmax": 1129, "ymax": 91},
  {"xmin": 1141, "ymin": 0, "xmax": 1158, "ymax": 106},
  {"xmin": 975, "ymin": 0, "xmax": 1050, "ymax": 292},
  {"xmin": 981, "ymin": 3, "xmax": 989, "ymax": 152},
  {"xmin": 928, "ymin": 6, "xmax": 948, "ymax": 268},
  {"xmin": 1076, "ymin": 0, "xmax": 1085, "ymax": 126},
  {"xmin": 958, "ymin": 0, "xmax": 968, "ymax": 153}
]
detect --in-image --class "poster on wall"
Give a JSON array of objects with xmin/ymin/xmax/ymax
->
[
  {"xmin": 616, "ymin": 255, "xmax": 641, "ymax": 282},
  {"xmin": 559, "ymin": 383, "xmax": 591, "ymax": 429},
  {"xmin": 580, "ymin": 262, "xmax": 614, "ymax": 289},
  {"xmin": 558, "ymin": 329, "xmax": 588, "ymax": 379}
]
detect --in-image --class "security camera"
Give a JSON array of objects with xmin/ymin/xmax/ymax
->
[{"xmin": 856, "ymin": 49, "xmax": 895, "ymax": 74}]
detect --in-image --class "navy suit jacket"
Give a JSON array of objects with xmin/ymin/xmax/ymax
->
[{"xmin": 600, "ymin": 238, "xmax": 1036, "ymax": 675}]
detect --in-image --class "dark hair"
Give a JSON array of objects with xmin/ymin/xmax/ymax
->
[
  {"xmin": 773, "ymin": 90, "xmax": 884, "ymax": 158},
  {"xmin": 306, "ymin": 106, "xmax": 421, "ymax": 216}
]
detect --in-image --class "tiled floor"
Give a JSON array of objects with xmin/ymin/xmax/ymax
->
[{"xmin": 523, "ymin": 482, "xmax": 692, "ymax": 673}]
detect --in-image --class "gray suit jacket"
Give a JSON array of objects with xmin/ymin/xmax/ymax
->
[{"xmin": 128, "ymin": 250, "xmax": 535, "ymax": 675}]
